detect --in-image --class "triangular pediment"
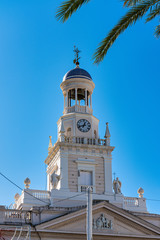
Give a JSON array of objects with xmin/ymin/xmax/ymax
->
[{"xmin": 36, "ymin": 201, "xmax": 160, "ymax": 238}]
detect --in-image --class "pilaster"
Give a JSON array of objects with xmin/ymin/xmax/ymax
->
[
  {"xmin": 59, "ymin": 150, "xmax": 69, "ymax": 191},
  {"xmin": 104, "ymin": 151, "xmax": 113, "ymax": 193}
]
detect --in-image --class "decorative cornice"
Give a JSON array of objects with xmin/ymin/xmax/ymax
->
[{"xmin": 44, "ymin": 141, "xmax": 115, "ymax": 165}]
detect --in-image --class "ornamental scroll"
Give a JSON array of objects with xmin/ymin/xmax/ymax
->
[{"xmin": 93, "ymin": 214, "xmax": 112, "ymax": 230}]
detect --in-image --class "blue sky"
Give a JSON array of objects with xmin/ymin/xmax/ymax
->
[{"xmin": 0, "ymin": 0, "xmax": 160, "ymax": 213}]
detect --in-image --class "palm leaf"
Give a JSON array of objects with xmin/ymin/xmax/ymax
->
[
  {"xmin": 146, "ymin": 2, "xmax": 160, "ymax": 21},
  {"xmin": 155, "ymin": 24, "xmax": 160, "ymax": 37},
  {"xmin": 93, "ymin": 0, "xmax": 159, "ymax": 64},
  {"xmin": 56, "ymin": 0, "xmax": 91, "ymax": 22},
  {"xmin": 123, "ymin": 0, "xmax": 143, "ymax": 7}
]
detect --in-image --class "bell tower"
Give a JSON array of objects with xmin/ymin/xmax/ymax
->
[
  {"xmin": 58, "ymin": 63, "xmax": 99, "ymax": 141},
  {"xmin": 45, "ymin": 50, "xmax": 115, "ymax": 206},
  {"xmin": 58, "ymin": 47, "xmax": 98, "ymax": 141}
]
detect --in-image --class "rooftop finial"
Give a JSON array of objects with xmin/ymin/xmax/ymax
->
[
  {"xmin": 104, "ymin": 122, "xmax": 111, "ymax": 146},
  {"xmin": 104, "ymin": 122, "xmax": 111, "ymax": 138},
  {"xmin": 137, "ymin": 187, "xmax": 144, "ymax": 198},
  {"xmin": 73, "ymin": 46, "xmax": 81, "ymax": 67},
  {"xmin": 24, "ymin": 177, "xmax": 31, "ymax": 189}
]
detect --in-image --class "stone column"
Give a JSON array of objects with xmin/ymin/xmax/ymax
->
[
  {"xmin": 64, "ymin": 92, "xmax": 66, "ymax": 109},
  {"xmin": 104, "ymin": 152, "xmax": 113, "ymax": 193},
  {"xmin": 68, "ymin": 91, "xmax": 71, "ymax": 107},
  {"xmin": 90, "ymin": 95, "xmax": 92, "ymax": 109},
  {"xmin": 85, "ymin": 88, "xmax": 87, "ymax": 106},
  {"xmin": 66, "ymin": 90, "xmax": 68, "ymax": 108},
  {"xmin": 75, "ymin": 88, "xmax": 77, "ymax": 106}
]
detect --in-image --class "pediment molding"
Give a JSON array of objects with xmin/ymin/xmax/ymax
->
[
  {"xmin": 36, "ymin": 201, "xmax": 160, "ymax": 236},
  {"xmin": 34, "ymin": 229, "xmax": 160, "ymax": 240}
]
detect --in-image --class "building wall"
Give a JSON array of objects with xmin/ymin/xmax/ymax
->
[{"xmin": 68, "ymin": 153, "xmax": 105, "ymax": 194}]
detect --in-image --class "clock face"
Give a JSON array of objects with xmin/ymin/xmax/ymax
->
[{"xmin": 77, "ymin": 119, "xmax": 91, "ymax": 132}]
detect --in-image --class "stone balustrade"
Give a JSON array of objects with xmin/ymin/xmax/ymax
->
[
  {"xmin": 14, "ymin": 189, "xmax": 51, "ymax": 210},
  {"xmin": 3, "ymin": 192, "xmax": 147, "ymax": 214},
  {"xmin": 0, "ymin": 208, "xmax": 31, "ymax": 224},
  {"xmin": 80, "ymin": 185, "xmax": 94, "ymax": 193},
  {"xmin": 31, "ymin": 190, "xmax": 51, "ymax": 199},
  {"xmin": 64, "ymin": 105, "xmax": 93, "ymax": 114},
  {"xmin": 0, "ymin": 205, "xmax": 87, "ymax": 226},
  {"xmin": 123, "ymin": 196, "xmax": 147, "ymax": 212},
  {"xmin": 124, "ymin": 197, "xmax": 139, "ymax": 207},
  {"xmin": 64, "ymin": 136, "xmax": 109, "ymax": 146}
]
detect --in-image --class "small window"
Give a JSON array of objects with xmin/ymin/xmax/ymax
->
[{"xmin": 94, "ymin": 130, "xmax": 97, "ymax": 138}]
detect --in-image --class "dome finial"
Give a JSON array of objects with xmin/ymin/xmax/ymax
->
[
  {"xmin": 24, "ymin": 177, "xmax": 31, "ymax": 189},
  {"xmin": 73, "ymin": 46, "xmax": 81, "ymax": 67}
]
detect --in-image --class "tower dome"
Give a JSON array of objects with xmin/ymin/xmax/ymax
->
[
  {"xmin": 60, "ymin": 66, "xmax": 95, "ymax": 115},
  {"xmin": 63, "ymin": 66, "xmax": 92, "ymax": 82},
  {"xmin": 60, "ymin": 47, "xmax": 95, "ymax": 115}
]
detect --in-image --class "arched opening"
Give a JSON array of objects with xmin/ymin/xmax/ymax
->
[{"xmin": 67, "ymin": 88, "xmax": 90, "ymax": 107}]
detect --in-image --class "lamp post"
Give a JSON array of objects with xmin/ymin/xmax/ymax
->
[{"xmin": 87, "ymin": 186, "xmax": 92, "ymax": 240}]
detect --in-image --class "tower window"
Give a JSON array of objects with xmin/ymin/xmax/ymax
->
[{"xmin": 79, "ymin": 170, "xmax": 93, "ymax": 186}]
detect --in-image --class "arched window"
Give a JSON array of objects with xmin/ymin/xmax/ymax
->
[{"xmin": 94, "ymin": 130, "xmax": 97, "ymax": 139}]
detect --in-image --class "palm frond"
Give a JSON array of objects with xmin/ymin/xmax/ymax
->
[
  {"xmin": 123, "ymin": 0, "xmax": 143, "ymax": 7},
  {"xmin": 56, "ymin": 0, "xmax": 91, "ymax": 22},
  {"xmin": 155, "ymin": 24, "xmax": 160, "ymax": 37},
  {"xmin": 93, "ymin": 0, "xmax": 159, "ymax": 64},
  {"xmin": 146, "ymin": 2, "xmax": 160, "ymax": 21}
]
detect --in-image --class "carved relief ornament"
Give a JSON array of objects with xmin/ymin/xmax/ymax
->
[{"xmin": 93, "ymin": 214, "xmax": 112, "ymax": 230}]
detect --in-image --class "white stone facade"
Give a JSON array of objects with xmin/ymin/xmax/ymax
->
[
  {"xmin": 0, "ymin": 65, "xmax": 158, "ymax": 240},
  {"xmin": 10, "ymin": 65, "xmax": 147, "ymax": 213}
]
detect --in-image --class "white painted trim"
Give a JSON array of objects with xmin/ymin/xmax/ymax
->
[
  {"xmin": 75, "ymin": 158, "xmax": 98, "ymax": 165},
  {"xmin": 77, "ymin": 163, "xmax": 96, "ymax": 193}
]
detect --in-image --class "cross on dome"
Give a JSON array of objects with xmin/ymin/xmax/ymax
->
[{"xmin": 73, "ymin": 46, "xmax": 81, "ymax": 67}]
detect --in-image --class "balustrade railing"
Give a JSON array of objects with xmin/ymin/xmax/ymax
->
[
  {"xmin": 64, "ymin": 105, "xmax": 93, "ymax": 114},
  {"xmin": 80, "ymin": 185, "xmax": 93, "ymax": 192},
  {"xmin": 4, "ymin": 209, "xmax": 31, "ymax": 222},
  {"xmin": 124, "ymin": 197, "xmax": 139, "ymax": 207},
  {"xmin": 14, "ymin": 190, "xmax": 51, "ymax": 210},
  {"xmin": 31, "ymin": 190, "xmax": 50, "ymax": 199},
  {"xmin": 64, "ymin": 136, "xmax": 108, "ymax": 146}
]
